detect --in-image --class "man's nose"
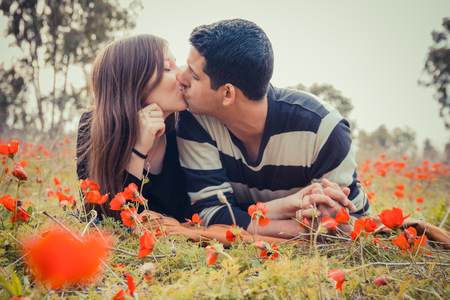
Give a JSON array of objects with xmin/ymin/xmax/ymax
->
[{"xmin": 177, "ymin": 68, "xmax": 189, "ymax": 87}]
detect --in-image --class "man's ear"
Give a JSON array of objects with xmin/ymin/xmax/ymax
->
[{"xmin": 222, "ymin": 83, "xmax": 235, "ymax": 107}]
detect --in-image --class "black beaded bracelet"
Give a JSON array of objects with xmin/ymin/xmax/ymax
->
[{"xmin": 132, "ymin": 148, "xmax": 148, "ymax": 159}]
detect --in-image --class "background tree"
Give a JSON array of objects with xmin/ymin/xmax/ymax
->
[
  {"xmin": 287, "ymin": 82, "xmax": 354, "ymax": 119},
  {"xmin": 0, "ymin": 62, "xmax": 27, "ymax": 135},
  {"xmin": 0, "ymin": 0, "xmax": 141, "ymax": 138},
  {"xmin": 420, "ymin": 17, "xmax": 450, "ymax": 129},
  {"xmin": 422, "ymin": 138, "xmax": 441, "ymax": 162},
  {"xmin": 445, "ymin": 141, "xmax": 450, "ymax": 164}
]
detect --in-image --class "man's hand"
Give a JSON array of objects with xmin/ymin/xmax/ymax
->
[
  {"xmin": 267, "ymin": 183, "xmax": 337, "ymax": 220},
  {"xmin": 296, "ymin": 178, "xmax": 356, "ymax": 219}
]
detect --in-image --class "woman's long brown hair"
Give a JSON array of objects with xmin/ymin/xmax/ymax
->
[{"xmin": 77, "ymin": 34, "xmax": 175, "ymax": 219}]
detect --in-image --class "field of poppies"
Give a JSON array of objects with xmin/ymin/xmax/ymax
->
[{"xmin": 0, "ymin": 137, "xmax": 450, "ymax": 299}]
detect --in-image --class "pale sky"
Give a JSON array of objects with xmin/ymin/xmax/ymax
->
[{"xmin": 1, "ymin": 0, "xmax": 449, "ymax": 151}]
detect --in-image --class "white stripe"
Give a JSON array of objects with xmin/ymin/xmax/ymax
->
[
  {"xmin": 189, "ymin": 111, "xmax": 343, "ymax": 172},
  {"xmin": 312, "ymin": 144, "xmax": 357, "ymax": 187},
  {"xmin": 177, "ymin": 137, "xmax": 222, "ymax": 170},
  {"xmin": 188, "ymin": 182, "xmax": 233, "ymax": 203},
  {"xmin": 312, "ymin": 110, "xmax": 342, "ymax": 162},
  {"xmin": 199, "ymin": 205, "xmax": 226, "ymax": 227}
]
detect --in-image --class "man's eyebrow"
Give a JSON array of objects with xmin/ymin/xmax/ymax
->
[{"xmin": 189, "ymin": 65, "xmax": 199, "ymax": 77}]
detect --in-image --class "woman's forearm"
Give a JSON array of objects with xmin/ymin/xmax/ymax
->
[{"xmin": 126, "ymin": 152, "xmax": 146, "ymax": 180}]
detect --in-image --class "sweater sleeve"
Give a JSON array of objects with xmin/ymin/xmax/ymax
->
[
  {"xmin": 176, "ymin": 111, "xmax": 252, "ymax": 228},
  {"xmin": 309, "ymin": 111, "xmax": 370, "ymax": 218}
]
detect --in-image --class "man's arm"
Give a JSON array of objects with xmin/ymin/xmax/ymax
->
[
  {"xmin": 307, "ymin": 112, "xmax": 370, "ymax": 218},
  {"xmin": 176, "ymin": 111, "xmax": 252, "ymax": 228}
]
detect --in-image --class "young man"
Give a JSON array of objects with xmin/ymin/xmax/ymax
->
[{"xmin": 176, "ymin": 19, "xmax": 370, "ymax": 238}]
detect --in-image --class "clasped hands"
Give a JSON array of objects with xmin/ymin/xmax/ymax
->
[{"xmin": 282, "ymin": 178, "xmax": 356, "ymax": 233}]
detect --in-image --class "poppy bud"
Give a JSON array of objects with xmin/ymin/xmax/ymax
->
[
  {"xmin": 12, "ymin": 162, "xmax": 28, "ymax": 181},
  {"xmin": 375, "ymin": 276, "xmax": 388, "ymax": 286}
]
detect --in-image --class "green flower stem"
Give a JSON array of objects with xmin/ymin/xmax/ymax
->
[
  {"xmin": 313, "ymin": 223, "xmax": 323, "ymax": 300},
  {"xmin": 0, "ymin": 156, "xmax": 8, "ymax": 181}
]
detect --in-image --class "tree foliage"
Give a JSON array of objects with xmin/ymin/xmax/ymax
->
[
  {"xmin": 357, "ymin": 125, "xmax": 418, "ymax": 160},
  {"xmin": 287, "ymin": 82, "xmax": 354, "ymax": 118},
  {"xmin": 0, "ymin": 0, "xmax": 140, "ymax": 137},
  {"xmin": 421, "ymin": 17, "xmax": 450, "ymax": 130},
  {"xmin": 422, "ymin": 138, "xmax": 440, "ymax": 162},
  {"xmin": 0, "ymin": 63, "xmax": 27, "ymax": 134}
]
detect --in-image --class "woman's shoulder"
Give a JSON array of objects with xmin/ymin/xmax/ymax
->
[{"xmin": 79, "ymin": 110, "xmax": 93, "ymax": 124}]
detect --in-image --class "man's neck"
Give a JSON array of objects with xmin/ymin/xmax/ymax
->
[{"xmin": 217, "ymin": 95, "xmax": 268, "ymax": 160}]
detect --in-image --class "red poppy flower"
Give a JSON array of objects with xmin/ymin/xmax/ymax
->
[
  {"xmin": 138, "ymin": 231, "xmax": 156, "ymax": 258},
  {"xmin": 376, "ymin": 168, "xmax": 386, "ymax": 176},
  {"xmin": 253, "ymin": 240, "xmax": 266, "ymax": 250},
  {"xmin": 0, "ymin": 141, "xmax": 19, "ymax": 157},
  {"xmin": 11, "ymin": 209, "xmax": 30, "ymax": 224},
  {"xmin": 260, "ymin": 244, "xmax": 279, "ymax": 260},
  {"xmin": 80, "ymin": 178, "xmax": 100, "ymax": 192},
  {"xmin": 185, "ymin": 213, "xmax": 203, "ymax": 226},
  {"xmin": 53, "ymin": 177, "xmax": 62, "ymax": 189},
  {"xmin": 322, "ymin": 216, "xmax": 338, "ymax": 230},
  {"xmin": 392, "ymin": 235, "xmax": 408, "ymax": 247},
  {"xmin": 415, "ymin": 197, "xmax": 424, "ymax": 203},
  {"xmin": 123, "ymin": 183, "xmax": 145, "ymax": 204},
  {"xmin": 404, "ymin": 226, "xmax": 417, "ymax": 242},
  {"xmin": 299, "ymin": 217, "xmax": 309, "ymax": 228},
  {"xmin": 12, "ymin": 163, "xmax": 28, "ymax": 181},
  {"xmin": 23, "ymin": 228, "xmax": 110, "ymax": 289},
  {"xmin": 248, "ymin": 202, "xmax": 270, "ymax": 227},
  {"xmin": 379, "ymin": 207, "xmax": 410, "ymax": 229},
  {"xmin": 354, "ymin": 217, "xmax": 377, "ymax": 234},
  {"xmin": 85, "ymin": 190, "xmax": 109, "ymax": 205},
  {"xmin": 110, "ymin": 193, "xmax": 127, "ymax": 210},
  {"xmin": 225, "ymin": 224, "xmax": 243, "ymax": 242},
  {"xmin": 335, "ymin": 208, "xmax": 350, "ymax": 224},
  {"xmin": 0, "ymin": 194, "xmax": 16, "ymax": 211},
  {"xmin": 328, "ymin": 269, "xmax": 345, "ymax": 291},
  {"xmin": 121, "ymin": 208, "xmax": 138, "ymax": 227},
  {"xmin": 205, "ymin": 245, "xmax": 220, "ymax": 265},
  {"xmin": 379, "ymin": 154, "xmax": 386, "ymax": 159},
  {"xmin": 113, "ymin": 274, "xmax": 135, "ymax": 300},
  {"xmin": 394, "ymin": 190, "xmax": 404, "ymax": 198},
  {"xmin": 395, "ymin": 184, "xmax": 404, "ymax": 190},
  {"xmin": 413, "ymin": 235, "xmax": 427, "ymax": 248},
  {"xmin": 375, "ymin": 276, "xmax": 387, "ymax": 286},
  {"xmin": 351, "ymin": 226, "xmax": 363, "ymax": 241}
]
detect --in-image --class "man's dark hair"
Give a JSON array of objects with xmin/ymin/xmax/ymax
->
[{"xmin": 189, "ymin": 19, "xmax": 274, "ymax": 101}]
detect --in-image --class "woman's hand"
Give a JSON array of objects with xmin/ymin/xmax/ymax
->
[{"xmin": 134, "ymin": 103, "xmax": 165, "ymax": 155}]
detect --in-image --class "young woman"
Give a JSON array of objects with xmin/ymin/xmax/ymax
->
[{"xmin": 76, "ymin": 34, "xmax": 193, "ymax": 222}]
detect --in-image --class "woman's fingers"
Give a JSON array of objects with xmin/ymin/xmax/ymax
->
[
  {"xmin": 144, "ymin": 103, "xmax": 163, "ymax": 113},
  {"xmin": 323, "ymin": 187, "xmax": 356, "ymax": 212},
  {"xmin": 302, "ymin": 194, "xmax": 336, "ymax": 209},
  {"xmin": 153, "ymin": 122, "xmax": 166, "ymax": 138}
]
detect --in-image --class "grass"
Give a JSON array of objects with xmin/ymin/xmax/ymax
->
[{"xmin": 0, "ymin": 138, "xmax": 450, "ymax": 299}]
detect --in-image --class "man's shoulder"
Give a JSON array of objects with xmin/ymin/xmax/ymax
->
[
  {"xmin": 178, "ymin": 110, "xmax": 223, "ymax": 129},
  {"xmin": 177, "ymin": 110, "xmax": 227, "ymax": 143},
  {"xmin": 270, "ymin": 86, "xmax": 336, "ymax": 119}
]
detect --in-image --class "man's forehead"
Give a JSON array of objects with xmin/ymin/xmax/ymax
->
[{"xmin": 187, "ymin": 47, "xmax": 204, "ymax": 69}]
